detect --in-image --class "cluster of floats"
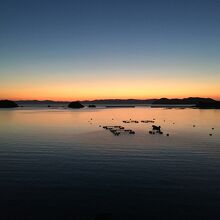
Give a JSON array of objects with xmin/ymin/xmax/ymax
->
[
  {"xmin": 122, "ymin": 119, "xmax": 155, "ymax": 124},
  {"xmin": 102, "ymin": 124, "xmax": 169, "ymax": 136},
  {"xmin": 102, "ymin": 125, "xmax": 135, "ymax": 136},
  {"xmin": 101, "ymin": 117, "xmax": 168, "ymax": 136},
  {"xmin": 98, "ymin": 119, "xmax": 215, "ymax": 137},
  {"xmin": 148, "ymin": 125, "xmax": 170, "ymax": 136}
]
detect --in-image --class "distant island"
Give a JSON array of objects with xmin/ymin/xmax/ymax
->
[
  {"xmin": 196, "ymin": 100, "xmax": 220, "ymax": 109},
  {"xmin": 0, "ymin": 100, "xmax": 19, "ymax": 108},
  {"xmin": 152, "ymin": 97, "xmax": 216, "ymax": 105},
  {"xmin": 152, "ymin": 97, "xmax": 220, "ymax": 109},
  {"xmin": 68, "ymin": 101, "xmax": 84, "ymax": 109}
]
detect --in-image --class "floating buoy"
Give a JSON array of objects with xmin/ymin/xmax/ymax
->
[
  {"xmin": 212, "ymin": 128, "xmax": 214, "ymax": 130},
  {"xmin": 193, "ymin": 125, "xmax": 195, "ymax": 127},
  {"xmin": 166, "ymin": 133, "xmax": 169, "ymax": 136},
  {"xmin": 209, "ymin": 134, "xmax": 212, "ymax": 136}
]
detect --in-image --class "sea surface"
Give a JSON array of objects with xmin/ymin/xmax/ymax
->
[{"xmin": 0, "ymin": 106, "xmax": 220, "ymax": 220}]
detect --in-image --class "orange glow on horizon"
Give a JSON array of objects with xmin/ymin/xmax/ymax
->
[
  {"xmin": 1, "ymin": 66, "xmax": 220, "ymax": 101},
  {"xmin": 0, "ymin": 79, "xmax": 220, "ymax": 101}
]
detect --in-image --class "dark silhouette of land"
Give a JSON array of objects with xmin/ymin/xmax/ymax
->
[
  {"xmin": 196, "ymin": 100, "xmax": 220, "ymax": 109},
  {"xmin": 0, "ymin": 100, "xmax": 18, "ymax": 108},
  {"xmin": 2, "ymin": 97, "xmax": 220, "ymax": 109},
  {"xmin": 83, "ymin": 99, "xmax": 156, "ymax": 105},
  {"xmin": 152, "ymin": 97, "xmax": 215, "ymax": 105},
  {"xmin": 16, "ymin": 99, "xmax": 156, "ymax": 106},
  {"xmin": 68, "ymin": 101, "xmax": 84, "ymax": 109},
  {"xmin": 152, "ymin": 97, "xmax": 220, "ymax": 109},
  {"xmin": 16, "ymin": 100, "xmax": 69, "ymax": 106}
]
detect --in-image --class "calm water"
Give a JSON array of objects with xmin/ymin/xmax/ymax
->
[{"xmin": 0, "ymin": 107, "xmax": 220, "ymax": 220}]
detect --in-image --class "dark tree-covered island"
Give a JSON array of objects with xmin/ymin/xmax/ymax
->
[
  {"xmin": 153, "ymin": 97, "xmax": 216, "ymax": 105},
  {"xmin": 196, "ymin": 101, "xmax": 220, "ymax": 109},
  {"xmin": 0, "ymin": 100, "xmax": 19, "ymax": 108},
  {"xmin": 68, "ymin": 101, "xmax": 84, "ymax": 109}
]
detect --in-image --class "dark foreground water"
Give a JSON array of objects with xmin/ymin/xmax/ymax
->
[{"xmin": 0, "ymin": 107, "xmax": 220, "ymax": 220}]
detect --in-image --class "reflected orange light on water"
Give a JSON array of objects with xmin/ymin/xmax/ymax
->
[
  {"xmin": 0, "ymin": 107, "xmax": 219, "ymax": 153},
  {"xmin": 1, "ymin": 107, "xmax": 219, "ymax": 130}
]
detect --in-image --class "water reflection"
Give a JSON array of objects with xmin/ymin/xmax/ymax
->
[{"xmin": 0, "ymin": 107, "xmax": 220, "ymax": 219}]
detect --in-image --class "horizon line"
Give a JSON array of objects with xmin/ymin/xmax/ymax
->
[{"xmin": 1, "ymin": 96, "xmax": 220, "ymax": 102}]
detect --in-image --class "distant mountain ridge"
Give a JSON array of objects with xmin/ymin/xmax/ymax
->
[
  {"xmin": 16, "ymin": 100, "xmax": 68, "ymax": 105},
  {"xmin": 82, "ymin": 99, "xmax": 156, "ymax": 104},
  {"xmin": 15, "ymin": 97, "xmax": 218, "ymax": 106},
  {"xmin": 152, "ymin": 97, "xmax": 215, "ymax": 105},
  {"xmin": 16, "ymin": 99, "xmax": 157, "ymax": 105}
]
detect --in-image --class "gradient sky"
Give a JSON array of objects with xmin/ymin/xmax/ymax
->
[{"xmin": 0, "ymin": 0, "xmax": 220, "ymax": 100}]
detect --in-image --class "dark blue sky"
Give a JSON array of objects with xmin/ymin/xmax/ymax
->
[{"xmin": 1, "ymin": 0, "xmax": 220, "ymax": 100}]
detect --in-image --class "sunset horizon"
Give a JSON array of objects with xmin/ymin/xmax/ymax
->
[
  {"xmin": 1, "ymin": 1, "xmax": 220, "ymax": 102},
  {"xmin": 1, "ymin": 0, "xmax": 220, "ymax": 220},
  {"xmin": 2, "ymin": 95, "xmax": 220, "ymax": 102}
]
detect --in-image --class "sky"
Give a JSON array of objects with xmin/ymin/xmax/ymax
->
[{"xmin": 0, "ymin": 0, "xmax": 220, "ymax": 101}]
